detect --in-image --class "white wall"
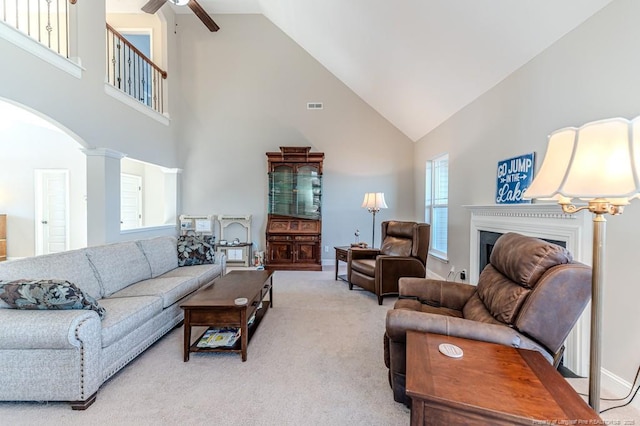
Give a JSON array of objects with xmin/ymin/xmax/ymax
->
[
  {"xmin": 415, "ymin": 0, "xmax": 640, "ymax": 391},
  {"xmin": 0, "ymin": 102, "xmax": 87, "ymax": 257},
  {"xmin": 174, "ymin": 14, "xmax": 416, "ymax": 255}
]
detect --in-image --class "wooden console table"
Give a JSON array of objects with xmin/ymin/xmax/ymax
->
[{"xmin": 406, "ymin": 331, "xmax": 600, "ymax": 425}]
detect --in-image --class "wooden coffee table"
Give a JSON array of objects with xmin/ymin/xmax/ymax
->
[
  {"xmin": 405, "ymin": 331, "xmax": 600, "ymax": 425},
  {"xmin": 180, "ymin": 270, "xmax": 273, "ymax": 362}
]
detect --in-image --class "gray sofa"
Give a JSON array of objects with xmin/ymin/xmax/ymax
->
[{"xmin": 0, "ymin": 236, "xmax": 225, "ymax": 409}]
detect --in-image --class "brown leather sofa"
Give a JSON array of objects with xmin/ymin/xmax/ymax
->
[
  {"xmin": 384, "ymin": 232, "xmax": 592, "ymax": 404},
  {"xmin": 347, "ymin": 221, "xmax": 430, "ymax": 305}
]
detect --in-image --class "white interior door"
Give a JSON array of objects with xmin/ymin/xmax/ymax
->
[
  {"xmin": 121, "ymin": 173, "xmax": 142, "ymax": 229},
  {"xmin": 35, "ymin": 170, "xmax": 69, "ymax": 255}
]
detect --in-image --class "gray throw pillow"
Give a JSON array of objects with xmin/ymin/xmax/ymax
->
[{"xmin": 0, "ymin": 279, "xmax": 106, "ymax": 319}]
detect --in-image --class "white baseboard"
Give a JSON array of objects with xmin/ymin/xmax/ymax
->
[{"xmin": 602, "ymin": 367, "xmax": 640, "ymax": 411}]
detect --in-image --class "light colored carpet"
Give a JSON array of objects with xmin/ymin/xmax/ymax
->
[{"xmin": 0, "ymin": 270, "xmax": 638, "ymax": 425}]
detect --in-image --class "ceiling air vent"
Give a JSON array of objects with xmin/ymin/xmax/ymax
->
[{"xmin": 307, "ymin": 102, "xmax": 323, "ymax": 110}]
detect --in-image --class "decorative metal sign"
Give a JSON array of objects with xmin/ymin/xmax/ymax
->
[{"xmin": 496, "ymin": 153, "xmax": 535, "ymax": 204}]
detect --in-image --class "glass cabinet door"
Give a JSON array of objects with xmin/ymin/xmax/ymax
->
[
  {"xmin": 269, "ymin": 165, "xmax": 294, "ymax": 217},
  {"xmin": 296, "ymin": 165, "xmax": 321, "ymax": 219},
  {"xmin": 269, "ymin": 164, "xmax": 322, "ymax": 219}
]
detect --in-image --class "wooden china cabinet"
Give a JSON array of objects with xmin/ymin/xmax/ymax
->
[{"xmin": 266, "ymin": 147, "xmax": 324, "ymax": 271}]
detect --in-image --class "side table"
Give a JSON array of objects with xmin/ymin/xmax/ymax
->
[
  {"xmin": 334, "ymin": 246, "xmax": 350, "ymax": 282},
  {"xmin": 406, "ymin": 331, "xmax": 600, "ymax": 425}
]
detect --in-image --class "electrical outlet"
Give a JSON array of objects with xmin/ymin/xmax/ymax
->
[
  {"xmin": 324, "ymin": 245, "xmax": 329, "ymax": 253},
  {"xmin": 460, "ymin": 269, "xmax": 467, "ymax": 281}
]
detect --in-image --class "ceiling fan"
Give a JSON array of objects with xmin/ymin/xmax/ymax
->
[{"xmin": 142, "ymin": 0, "xmax": 220, "ymax": 32}]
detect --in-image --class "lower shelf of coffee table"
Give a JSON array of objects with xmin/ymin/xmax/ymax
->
[{"xmin": 188, "ymin": 301, "xmax": 270, "ymax": 354}]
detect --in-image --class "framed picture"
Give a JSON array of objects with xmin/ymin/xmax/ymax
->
[{"xmin": 496, "ymin": 153, "xmax": 535, "ymax": 204}]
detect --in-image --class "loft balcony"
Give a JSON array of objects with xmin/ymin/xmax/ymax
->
[{"xmin": 0, "ymin": 0, "xmax": 168, "ymax": 116}]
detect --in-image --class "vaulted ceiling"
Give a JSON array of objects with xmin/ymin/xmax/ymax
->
[{"xmin": 108, "ymin": 0, "xmax": 615, "ymax": 141}]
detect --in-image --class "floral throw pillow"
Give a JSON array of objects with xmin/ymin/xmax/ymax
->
[
  {"xmin": 0, "ymin": 279, "xmax": 106, "ymax": 319},
  {"xmin": 177, "ymin": 232, "xmax": 215, "ymax": 267}
]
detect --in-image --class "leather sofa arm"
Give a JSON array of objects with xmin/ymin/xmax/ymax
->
[
  {"xmin": 376, "ymin": 256, "xmax": 424, "ymax": 278},
  {"xmin": 398, "ymin": 277, "xmax": 476, "ymax": 310},
  {"xmin": 349, "ymin": 248, "xmax": 380, "ymax": 260},
  {"xmin": 385, "ymin": 309, "xmax": 553, "ymax": 363}
]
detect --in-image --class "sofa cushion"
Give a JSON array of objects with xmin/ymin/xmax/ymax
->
[
  {"xmin": 0, "ymin": 279, "xmax": 105, "ymax": 319},
  {"xmin": 350, "ymin": 258, "xmax": 376, "ymax": 276},
  {"xmin": 137, "ymin": 236, "xmax": 179, "ymax": 278},
  {"xmin": 380, "ymin": 236, "xmax": 412, "ymax": 257},
  {"xmin": 462, "ymin": 293, "xmax": 504, "ymax": 325},
  {"xmin": 490, "ymin": 232, "xmax": 572, "ymax": 289},
  {"xmin": 177, "ymin": 232, "xmax": 215, "ymax": 266},
  {"xmin": 98, "ymin": 296, "xmax": 163, "ymax": 348},
  {"xmin": 161, "ymin": 263, "xmax": 222, "ymax": 286},
  {"xmin": 475, "ymin": 265, "xmax": 531, "ymax": 324},
  {"xmin": 0, "ymin": 249, "xmax": 103, "ymax": 299},
  {"xmin": 109, "ymin": 276, "xmax": 200, "ymax": 308},
  {"xmin": 86, "ymin": 242, "xmax": 152, "ymax": 297}
]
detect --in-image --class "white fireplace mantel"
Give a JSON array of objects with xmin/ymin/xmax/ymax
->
[{"xmin": 464, "ymin": 203, "xmax": 593, "ymax": 375}]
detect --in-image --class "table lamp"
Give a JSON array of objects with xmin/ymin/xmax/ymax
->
[
  {"xmin": 523, "ymin": 116, "xmax": 640, "ymax": 413},
  {"xmin": 361, "ymin": 192, "xmax": 388, "ymax": 247}
]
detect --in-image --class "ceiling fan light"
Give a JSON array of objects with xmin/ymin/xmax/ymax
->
[{"xmin": 170, "ymin": 0, "xmax": 190, "ymax": 6}]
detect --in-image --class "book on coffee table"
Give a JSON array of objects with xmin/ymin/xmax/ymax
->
[{"xmin": 196, "ymin": 327, "xmax": 241, "ymax": 348}]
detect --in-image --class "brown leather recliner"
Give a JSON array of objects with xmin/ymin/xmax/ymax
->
[
  {"xmin": 384, "ymin": 232, "xmax": 592, "ymax": 405},
  {"xmin": 347, "ymin": 221, "xmax": 430, "ymax": 305}
]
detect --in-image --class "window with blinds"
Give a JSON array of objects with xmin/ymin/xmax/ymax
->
[{"xmin": 425, "ymin": 154, "xmax": 449, "ymax": 260}]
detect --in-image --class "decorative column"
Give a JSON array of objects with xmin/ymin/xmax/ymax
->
[{"xmin": 83, "ymin": 148, "xmax": 125, "ymax": 246}]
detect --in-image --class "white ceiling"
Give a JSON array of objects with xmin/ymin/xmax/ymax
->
[{"xmin": 109, "ymin": 0, "xmax": 615, "ymax": 141}]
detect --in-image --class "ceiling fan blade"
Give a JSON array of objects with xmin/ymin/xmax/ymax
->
[
  {"xmin": 142, "ymin": 0, "xmax": 168, "ymax": 14},
  {"xmin": 188, "ymin": 0, "xmax": 220, "ymax": 32}
]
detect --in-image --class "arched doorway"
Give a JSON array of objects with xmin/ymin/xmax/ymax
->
[{"xmin": 0, "ymin": 98, "xmax": 88, "ymax": 258}]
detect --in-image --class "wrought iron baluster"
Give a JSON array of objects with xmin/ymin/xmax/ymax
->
[
  {"xmin": 56, "ymin": 0, "xmax": 61, "ymax": 54},
  {"xmin": 45, "ymin": 0, "xmax": 52, "ymax": 50},
  {"xmin": 126, "ymin": 44, "xmax": 132, "ymax": 95},
  {"xmin": 37, "ymin": 0, "xmax": 41, "ymax": 42}
]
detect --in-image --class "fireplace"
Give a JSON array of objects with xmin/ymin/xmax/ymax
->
[{"xmin": 466, "ymin": 203, "xmax": 592, "ymax": 376}]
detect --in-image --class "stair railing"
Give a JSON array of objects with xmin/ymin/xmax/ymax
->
[
  {"xmin": 0, "ymin": 0, "xmax": 70, "ymax": 57},
  {"xmin": 106, "ymin": 23, "xmax": 167, "ymax": 114}
]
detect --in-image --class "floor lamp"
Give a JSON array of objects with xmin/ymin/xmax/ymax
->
[
  {"xmin": 523, "ymin": 116, "xmax": 640, "ymax": 413},
  {"xmin": 361, "ymin": 192, "xmax": 388, "ymax": 247}
]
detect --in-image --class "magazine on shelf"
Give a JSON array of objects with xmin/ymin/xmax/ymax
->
[
  {"xmin": 197, "ymin": 327, "xmax": 241, "ymax": 348},
  {"xmin": 248, "ymin": 313, "xmax": 256, "ymax": 327}
]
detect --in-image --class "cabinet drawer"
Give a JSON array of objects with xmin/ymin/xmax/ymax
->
[
  {"xmin": 336, "ymin": 250, "xmax": 348, "ymax": 262},
  {"xmin": 294, "ymin": 236, "xmax": 319, "ymax": 242},
  {"xmin": 268, "ymin": 235, "xmax": 292, "ymax": 241}
]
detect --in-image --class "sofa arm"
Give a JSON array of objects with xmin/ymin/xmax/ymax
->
[
  {"xmin": 349, "ymin": 248, "xmax": 380, "ymax": 260},
  {"xmin": 398, "ymin": 277, "xmax": 476, "ymax": 310},
  {"xmin": 0, "ymin": 309, "xmax": 102, "ymax": 349},
  {"xmin": 0, "ymin": 309, "xmax": 103, "ymax": 403},
  {"xmin": 385, "ymin": 309, "xmax": 553, "ymax": 363}
]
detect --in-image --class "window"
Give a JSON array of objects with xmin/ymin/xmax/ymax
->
[{"xmin": 425, "ymin": 154, "xmax": 449, "ymax": 260}]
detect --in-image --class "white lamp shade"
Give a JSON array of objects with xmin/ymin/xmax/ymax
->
[
  {"xmin": 361, "ymin": 192, "xmax": 388, "ymax": 210},
  {"xmin": 524, "ymin": 117, "xmax": 640, "ymax": 202}
]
